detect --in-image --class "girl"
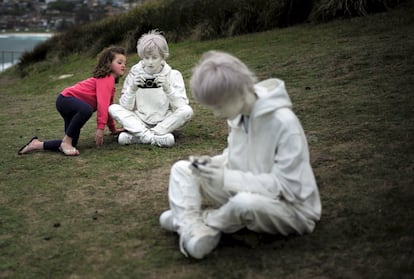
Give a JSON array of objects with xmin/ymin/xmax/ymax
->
[{"xmin": 18, "ymin": 46, "xmax": 127, "ymax": 156}]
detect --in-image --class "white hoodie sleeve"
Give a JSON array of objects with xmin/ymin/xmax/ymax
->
[
  {"xmin": 119, "ymin": 69, "xmax": 138, "ymax": 110},
  {"xmin": 164, "ymin": 70, "xmax": 189, "ymax": 109},
  {"xmin": 223, "ymin": 168, "xmax": 281, "ymax": 199},
  {"xmin": 223, "ymin": 133, "xmax": 315, "ymax": 203},
  {"xmin": 211, "ymin": 148, "xmax": 228, "ymax": 166}
]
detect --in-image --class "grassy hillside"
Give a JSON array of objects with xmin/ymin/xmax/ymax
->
[{"xmin": 0, "ymin": 1, "xmax": 413, "ymax": 278}]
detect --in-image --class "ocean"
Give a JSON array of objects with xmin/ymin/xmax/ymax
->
[{"xmin": 0, "ymin": 33, "xmax": 53, "ymax": 72}]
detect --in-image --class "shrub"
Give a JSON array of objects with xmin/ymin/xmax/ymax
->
[
  {"xmin": 17, "ymin": 0, "xmax": 405, "ymax": 73},
  {"xmin": 310, "ymin": 0, "xmax": 403, "ymax": 22}
]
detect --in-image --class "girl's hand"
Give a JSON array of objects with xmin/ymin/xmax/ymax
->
[
  {"xmin": 111, "ymin": 127, "xmax": 125, "ymax": 136},
  {"xmin": 95, "ymin": 129, "xmax": 105, "ymax": 147}
]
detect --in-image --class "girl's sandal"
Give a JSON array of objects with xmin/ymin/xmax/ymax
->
[
  {"xmin": 59, "ymin": 147, "xmax": 80, "ymax": 156},
  {"xmin": 18, "ymin": 136, "xmax": 38, "ymax": 155}
]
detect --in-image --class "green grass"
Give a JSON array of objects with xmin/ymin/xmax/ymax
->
[{"xmin": 1, "ymin": 1, "xmax": 413, "ymax": 278}]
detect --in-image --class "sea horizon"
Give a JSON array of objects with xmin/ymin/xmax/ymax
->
[
  {"xmin": 0, "ymin": 32, "xmax": 53, "ymax": 72},
  {"xmin": 0, "ymin": 32, "xmax": 55, "ymax": 37}
]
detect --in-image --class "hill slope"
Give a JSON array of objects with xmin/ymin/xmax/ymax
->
[{"xmin": 0, "ymin": 1, "xmax": 413, "ymax": 278}]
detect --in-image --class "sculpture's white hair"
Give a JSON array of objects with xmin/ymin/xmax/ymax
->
[
  {"xmin": 136, "ymin": 30, "xmax": 169, "ymax": 59},
  {"xmin": 190, "ymin": 51, "xmax": 257, "ymax": 105}
]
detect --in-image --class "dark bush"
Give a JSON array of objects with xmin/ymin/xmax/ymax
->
[
  {"xmin": 310, "ymin": 0, "xmax": 403, "ymax": 22},
  {"xmin": 18, "ymin": 0, "xmax": 404, "ymax": 72}
]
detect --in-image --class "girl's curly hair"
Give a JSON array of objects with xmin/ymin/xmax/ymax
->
[{"xmin": 93, "ymin": 46, "xmax": 126, "ymax": 80}]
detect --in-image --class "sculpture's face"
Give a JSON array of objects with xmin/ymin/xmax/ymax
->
[
  {"xmin": 142, "ymin": 49, "xmax": 163, "ymax": 75},
  {"xmin": 206, "ymin": 95, "xmax": 245, "ymax": 120}
]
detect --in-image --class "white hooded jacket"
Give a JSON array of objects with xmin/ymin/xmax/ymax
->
[
  {"xmin": 222, "ymin": 78, "xmax": 321, "ymax": 220},
  {"xmin": 119, "ymin": 61, "xmax": 189, "ymax": 125}
]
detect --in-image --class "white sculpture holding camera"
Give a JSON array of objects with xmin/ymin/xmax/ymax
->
[{"xmin": 109, "ymin": 30, "xmax": 193, "ymax": 147}]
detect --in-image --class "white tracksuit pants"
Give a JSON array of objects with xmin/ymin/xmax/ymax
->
[
  {"xmin": 109, "ymin": 104, "xmax": 193, "ymax": 136},
  {"xmin": 168, "ymin": 160, "xmax": 317, "ymax": 235}
]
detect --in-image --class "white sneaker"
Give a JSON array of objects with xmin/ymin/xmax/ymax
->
[
  {"xmin": 159, "ymin": 210, "xmax": 178, "ymax": 232},
  {"xmin": 151, "ymin": 133, "xmax": 175, "ymax": 147},
  {"xmin": 179, "ymin": 222, "xmax": 221, "ymax": 259},
  {"xmin": 118, "ymin": 132, "xmax": 139, "ymax": 145}
]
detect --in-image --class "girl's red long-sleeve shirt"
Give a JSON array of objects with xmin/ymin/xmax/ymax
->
[{"xmin": 61, "ymin": 75, "xmax": 116, "ymax": 131}]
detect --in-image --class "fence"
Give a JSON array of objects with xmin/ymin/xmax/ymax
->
[{"xmin": 1, "ymin": 50, "xmax": 23, "ymax": 71}]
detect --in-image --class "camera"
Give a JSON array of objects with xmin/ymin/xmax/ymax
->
[{"xmin": 139, "ymin": 78, "xmax": 159, "ymax": 88}]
